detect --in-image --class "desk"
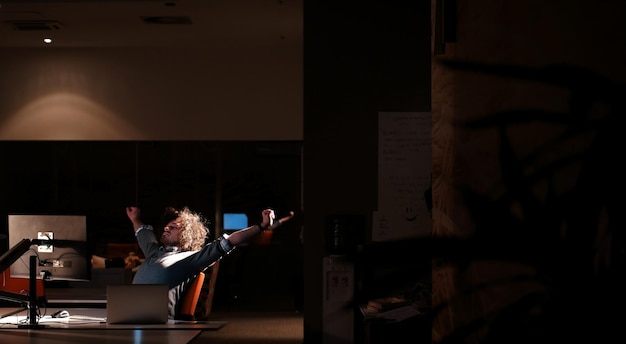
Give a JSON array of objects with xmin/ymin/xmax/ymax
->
[
  {"xmin": 0, "ymin": 329, "xmax": 201, "ymax": 344},
  {"xmin": 0, "ymin": 307, "xmax": 227, "ymax": 344}
]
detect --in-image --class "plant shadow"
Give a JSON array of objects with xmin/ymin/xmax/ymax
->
[{"xmin": 430, "ymin": 59, "xmax": 626, "ymax": 343}]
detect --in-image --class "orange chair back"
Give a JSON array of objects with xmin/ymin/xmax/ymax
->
[
  {"xmin": 177, "ymin": 261, "xmax": 221, "ymax": 320},
  {"xmin": 178, "ymin": 271, "xmax": 206, "ymax": 320}
]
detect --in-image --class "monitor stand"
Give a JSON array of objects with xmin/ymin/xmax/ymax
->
[
  {"xmin": 17, "ymin": 256, "xmax": 48, "ymax": 329},
  {"xmin": 0, "ymin": 239, "xmax": 48, "ymax": 328}
]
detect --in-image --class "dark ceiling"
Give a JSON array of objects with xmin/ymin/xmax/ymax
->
[{"xmin": 0, "ymin": 0, "xmax": 302, "ymax": 48}]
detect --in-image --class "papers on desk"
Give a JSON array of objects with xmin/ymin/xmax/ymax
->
[
  {"xmin": 0, "ymin": 309, "xmax": 228, "ymax": 330},
  {"xmin": 0, "ymin": 312, "xmax": 106, "ymax": 327},
  {"xmin": 359, "ymin": 303, "xmax": 421, "ymax": 323}
]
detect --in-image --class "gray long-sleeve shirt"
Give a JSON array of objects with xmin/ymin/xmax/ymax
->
[{"xmin": 132, "ymin": 225, "xmax": 235, "ymax": 317}]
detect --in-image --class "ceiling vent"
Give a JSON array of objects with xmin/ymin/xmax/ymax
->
[
  {"xmin": 141, "ymin": 16, "xmax": 192, "ymax": 24},
  {"xmin": 10, "ymin": 20, "xmax": 63, "ymax": 31}
]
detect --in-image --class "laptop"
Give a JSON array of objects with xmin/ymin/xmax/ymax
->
[{"xmin": 106, "ymin": 284, "xmax": 169, "ymax": 324}]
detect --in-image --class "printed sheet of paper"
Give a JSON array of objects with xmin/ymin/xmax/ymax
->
[{"xmin": 374, "ymin": 112, "xmax": 431, "ymax": 242}]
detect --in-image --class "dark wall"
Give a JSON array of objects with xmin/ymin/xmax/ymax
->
[
  {"xmin": 303, "ymin": 1, "xmax": 431, "ymax": 341},
  {"xmin": 0, "ymin": 141, "xmax": 301, "ymax": 256}
]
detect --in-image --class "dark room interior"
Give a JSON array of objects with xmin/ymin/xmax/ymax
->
[{"xmin": 2, "ymin": 1, "xmax": 626, "ymax": 344}]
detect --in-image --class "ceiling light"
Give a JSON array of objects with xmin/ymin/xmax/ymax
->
[{"xmin": 43, "ymin": 38, "xmax": 52, "ymax": 44}]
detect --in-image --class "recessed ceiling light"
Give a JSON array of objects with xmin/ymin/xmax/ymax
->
[{"xmin": 43, "ymin": 38, "xmax": 52, "ymax": 44}]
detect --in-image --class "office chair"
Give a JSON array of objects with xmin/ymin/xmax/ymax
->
[
  {"xmin": 178, "ymin": 271, "xmax": 205, "ymax": 320},
  {"xmin": 177, "ymin": 261, "xmax": 220, "ymax": 321}
]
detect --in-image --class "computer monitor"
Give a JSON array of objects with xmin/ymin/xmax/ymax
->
[
  {"xmin": 8, "ymin": 214, "xmax": 89, "ymax": 282},
  {"xmin": 223, "ymin": 212, "xmax": 248, "ymax": 232}
]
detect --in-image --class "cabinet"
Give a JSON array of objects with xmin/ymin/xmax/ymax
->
[
  {"xmin": 354, "ymin": 239, "xmax": 431, "ymax": 343},
  {"xmin": 365, "ymin": 314, "xmax": 430, "ymax": 344}
]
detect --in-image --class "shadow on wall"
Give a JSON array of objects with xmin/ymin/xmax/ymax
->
[{"xmin": 430, "ymin": 59, "xmax": 626, "ymax": 343}]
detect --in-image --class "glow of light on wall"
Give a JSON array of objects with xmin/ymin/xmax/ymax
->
[{"xmin": 0, "ymin": 93, "xmax": 144, "ymax": 140}]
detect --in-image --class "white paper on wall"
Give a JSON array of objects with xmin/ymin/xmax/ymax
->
[{"xmin": 374, "ymin": 112, "xmax": 432, "ymax": 242}]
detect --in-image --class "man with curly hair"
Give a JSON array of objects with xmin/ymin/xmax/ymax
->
[{"xmin": 126, "ymin": 205, "xmax": 295, "ymax": 318}]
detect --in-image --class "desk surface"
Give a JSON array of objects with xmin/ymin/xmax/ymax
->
[
  {"xmin": 0, "ymin": 329, "xmax": 201, "ymax": 344},
  {"xmin": 44, "ymin": 287, "xmax": 107, "ymax": 305},
  {"xmin": 0, "ymin": 307, "xmax": 227, "ymax": 344}
]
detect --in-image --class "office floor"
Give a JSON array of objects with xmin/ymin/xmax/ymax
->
[
  {"xmin": 198, "ymin": 285, "xmax": 304, "ymax": 343},
  {"xmin": 193, "ymin": 310, "xmax": 303, "ymax": 344},
  {"xmin": 194, "ymin": 254, "xmax": 304, "ymax": 343}
]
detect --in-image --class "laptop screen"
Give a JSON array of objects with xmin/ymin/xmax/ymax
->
[{"xmin": 106, "ymin": 284, "xmax": 169, "ymax": 324}]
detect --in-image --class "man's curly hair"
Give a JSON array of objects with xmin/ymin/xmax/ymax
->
[{"xmin": 161, "ymin": 206, "xmax": 210, "ymax": 252}]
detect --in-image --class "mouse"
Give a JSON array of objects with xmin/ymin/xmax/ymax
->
[{"xmin": 51, "ymin": 309, "xmax": 70, "ymax": 318}]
